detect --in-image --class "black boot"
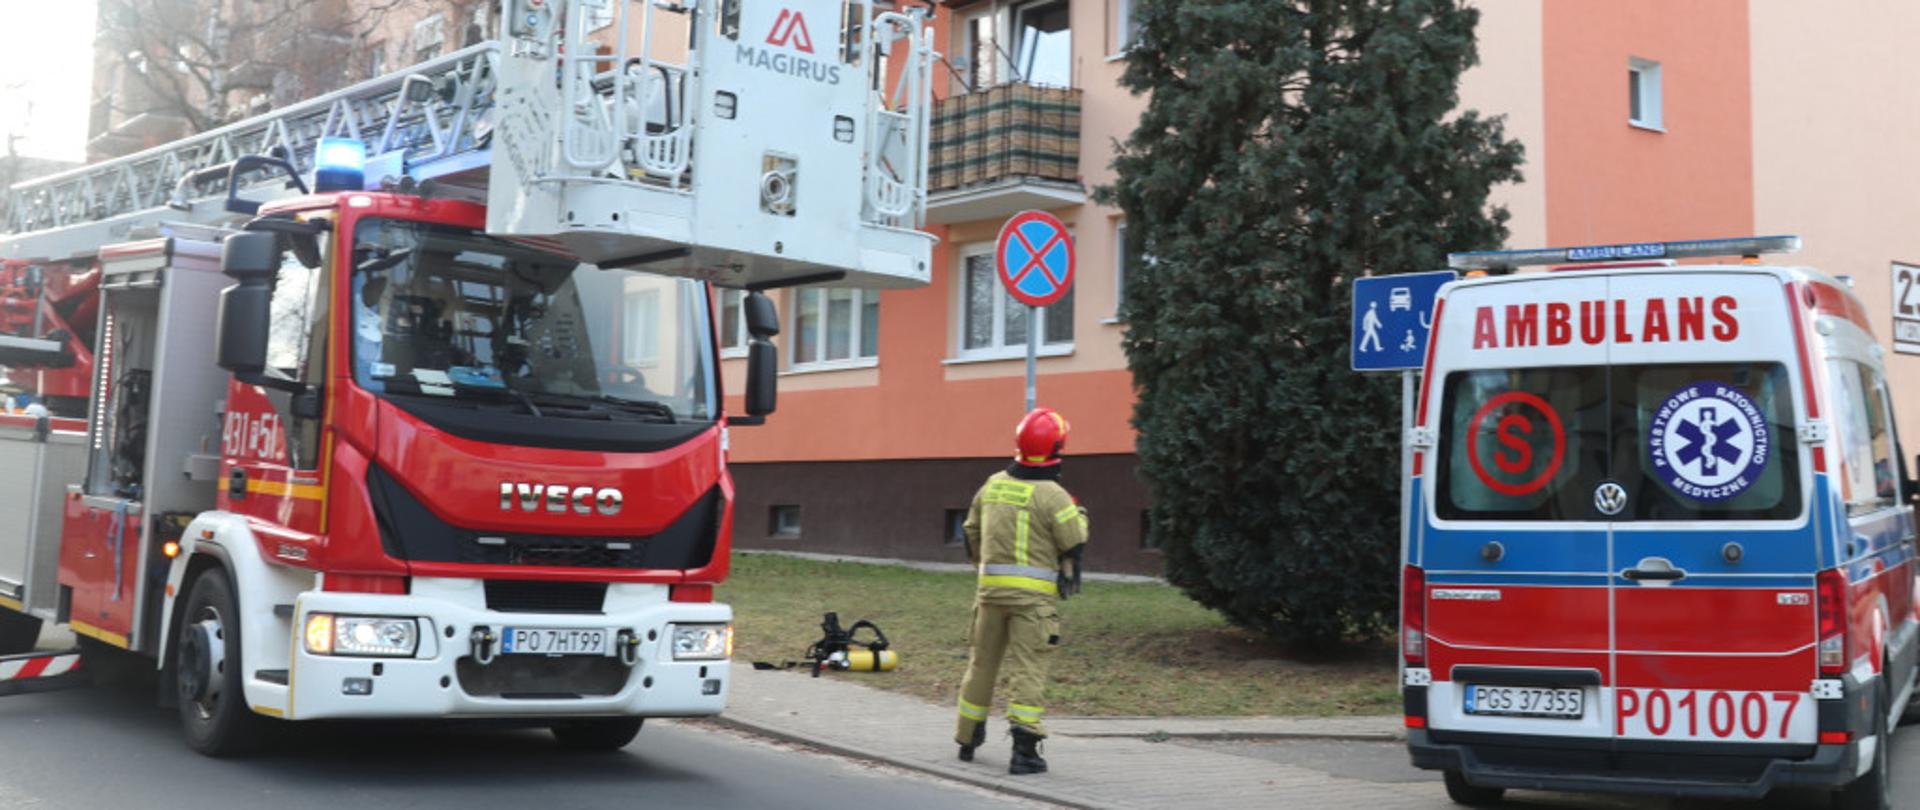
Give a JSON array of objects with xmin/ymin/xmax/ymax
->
[
  {"xmin": 958, "ymin": 723, "xmax": 986, "ymax": 762},
  {"xmin": 1009, "ymin": 726, "xmax": 1048, "ymax": 775}
]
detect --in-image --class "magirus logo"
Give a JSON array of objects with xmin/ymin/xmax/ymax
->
[
  {"xmin": 736, "ymin": 7, "xmax": 841, "ymax": 85},
  {"xmin": 766, "ymin": 9, "xmax": 815, "ymax": 53},
  {"xmin": 500, "ymin": 483, "xmax": 624, "ymax": 516}
]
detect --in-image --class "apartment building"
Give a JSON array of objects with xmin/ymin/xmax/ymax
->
[{"xmin": 727, "ymin": 0, "xmax": 1920, "ymax": 575}]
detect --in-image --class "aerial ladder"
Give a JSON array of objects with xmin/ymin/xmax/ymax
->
[{"xmin": 0, "ymin": 0, "xmax": 937, "ymax": 755}]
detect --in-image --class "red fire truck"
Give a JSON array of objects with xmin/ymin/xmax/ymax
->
[{"xmin": 0, "ymin": 0, "xmax": 934, "ymax": 754}]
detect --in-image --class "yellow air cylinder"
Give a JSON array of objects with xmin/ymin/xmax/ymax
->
[{"xmin": 840, "ymin": 648, "xmax": 899, "ymax": 672}]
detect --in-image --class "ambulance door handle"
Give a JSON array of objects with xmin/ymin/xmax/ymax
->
[{"xmin": 1621, "ymin": 557, "xmax": 1686, "ymax": 583}]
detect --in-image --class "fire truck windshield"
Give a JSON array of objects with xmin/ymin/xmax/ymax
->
[{"xmin": 349, "ymin": 218, "xmax": 716, "ymax": 423}]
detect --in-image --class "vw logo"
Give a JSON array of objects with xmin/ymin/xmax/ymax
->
[{"xmin": 1593, "ymin": 482, "xmax": 1628, "ymax": 516}]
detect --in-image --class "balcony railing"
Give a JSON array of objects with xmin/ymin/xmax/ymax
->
[{"xmin": 929, "ymin": 81, "xmax": 1081, "ymax": 195}]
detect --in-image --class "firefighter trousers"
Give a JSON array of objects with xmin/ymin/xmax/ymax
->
[{"xmin": 954, "ymin": 600, "xmax": 1059, "ymax": 743}]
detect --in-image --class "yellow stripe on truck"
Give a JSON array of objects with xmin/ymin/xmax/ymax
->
[
  {"xmin": 247, "ymin": 478, "xmax": 325, "ymax": 501},
  {"xmin": 70, "ymin": 620, "xmax": 130, "ymax": 649}
]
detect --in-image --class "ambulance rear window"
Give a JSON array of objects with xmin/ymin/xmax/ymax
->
[{"xmin": 1437, "ymin": 363, "xmax": 1801, "ymax": 522}]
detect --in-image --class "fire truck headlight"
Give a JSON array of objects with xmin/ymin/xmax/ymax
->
[
  {"xmin": 305, "ymin": 613, "xmax": 419, "ymax": 657},
  {"xmin": 671, "ymin": 624, "xmax": 731, "ymax": 661}
]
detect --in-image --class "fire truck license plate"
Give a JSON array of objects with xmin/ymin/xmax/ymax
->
[
  {"xmin": 500, "ymin": 628, "xmax": 611, "ymax": 656},
  {"xmin": 1463, "ymin": 685, "xmax": 1584, "ymax": 718}
]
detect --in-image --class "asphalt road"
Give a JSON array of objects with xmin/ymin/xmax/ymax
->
[
  {"xmin": 1179, "ymin": 724, "xmax": 1920, "ymax": 809},
  {"xmin": 0, "ymin": 668, "xmax": 1039, "ymax": 810}
]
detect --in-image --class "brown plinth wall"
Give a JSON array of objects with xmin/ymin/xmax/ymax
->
[{"xmin": 728, "ymin": 454, "xmax": 1161, "ymax": 576}]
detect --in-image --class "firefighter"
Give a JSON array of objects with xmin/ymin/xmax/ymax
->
[{"xmin": 954, "ymin": 407, "xmax": 1089, "ymax": 775}]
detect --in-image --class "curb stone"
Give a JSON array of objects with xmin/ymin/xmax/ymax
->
[{"xmin": 708, "ymin": 714, "xmax": 1098, "ymax": 809}]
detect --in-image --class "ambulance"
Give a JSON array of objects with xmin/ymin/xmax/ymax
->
[{"xmin": 1401, "ymin": 236, "xmax": 1917, "ymax": 809}]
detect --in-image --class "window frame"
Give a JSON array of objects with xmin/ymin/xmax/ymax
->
[
  {"xmin": 786, "ymin": 286, "xmax": 880, "ymax": 372},
  {"xmin": 717, "ymin": 288, "xmax": 748, "ymax": 359},
  {"xmin": 951, "ymin": 241, "xmax": 1075, "ymax": 362},
  {"xmin": 412, "ymin": 14, "xmax": 447, "ymax": 64},
  {"xmin": 1629, "ymin": 57, "xmax": 1663, "ymax": 131},
  {"xmin": 1109, "ymin": 0, "xmax": 1137, "ymax": 57},
  {"xmin": 1108, "ymin": 220, "xmax": 1127, "ymax": 323},
  {"xmin": 1011, "ymin": 0, "xmax": 1072, "ymax": 87},
  {"xmin": 621, "ymin": 286, "xmax": 662, "ymax": 367}
]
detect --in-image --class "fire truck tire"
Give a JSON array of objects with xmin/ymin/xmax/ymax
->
[
  {"xmin": 1442, "ymin": 770, "xmax": 1505, "ymax": 806},
  {"xmin": 175, "ymin": 570, "xmax": 269, "ymax": 757},
  {"xmin": 1835, "ymin": 679, "xmax": 1892, "ymax": 810},
  {"xmin": 549, "ymin": 717, "xmax": 645, "ymax": 751},
  {"xmin": 0, "ymin": 607, "xmax": 40, "ymax": 655}
]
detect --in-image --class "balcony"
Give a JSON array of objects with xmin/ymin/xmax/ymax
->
[{"xmin": 925, "ymin": 82, "xmax": 1084, "ymax": 225}]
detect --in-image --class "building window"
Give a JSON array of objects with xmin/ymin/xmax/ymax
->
[
  {"xmin": 790, "ymin": 287, "xmax": 879, "ymax": 369},
  {"xmin": 717, "ymin": 288, "xmax": 748, "ymax": 358},
  {"xmin": 367, "ymin": 43, "xmax": 388, "ymax": 79},
  {"xmin": 958, "ymin": 8, "xmax": 998, "ymax": 92},
  {"xmin": 1013, "ymin": 0, "xmax": 1071, "ymax": 87},
  {"xmin": 1628, "ymin": 57, "xmax": 1662, "ymax": 131},
  {"xmin": 622, "ymin": 287, "xmax": 661, "ymax": 366},
  {"xmin": 1111, "ymin": 0, "xmax": 1138, "ymax": 54},
  {"xmin": 770, "ymin": 505, "xmax": 801, "ymax": 537},
  {"xmin": 944, "ymin": 509, "xmax": 968, "ymax": 547},
  {"xmin": 1113, "ymin": 221, "xmax": 1128, "ymax": 320},
  {"xmin": 412, "ymin": 14, "xmax": 446, "ymax": 63},
  {"xmin": 958, "ymin": 245, "xmax": 1073, "ymax": 357}
]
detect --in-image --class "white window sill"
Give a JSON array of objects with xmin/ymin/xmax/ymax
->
[
  {"xmin": 1629, "ymin": 120, "xmax": 1665, "ymax": 133},
  {"xmin": 720, "ymin": 347, "xmax": 749, "ymax": 360},
  {"xmin": 781, "ymin": 357, "xmax": 878, "ymax": 376},
  {"xmin": 1100, "ymin": 316, "xmax": 1125, "ymax": 325},
  {"xmin": 1104, "ymin": 51, "xmax": 1130, "ymax": 63},
  {"xmin": 943, "ymin": 344, "xmax": 1075, "ymax": 365}
]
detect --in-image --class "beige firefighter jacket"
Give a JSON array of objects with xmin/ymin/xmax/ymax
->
[{"xmin": 963, "ymin": 469, "xmax": 1088, "ymax": 606}]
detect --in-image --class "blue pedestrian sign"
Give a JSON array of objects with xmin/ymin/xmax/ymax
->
[{"xmin": 1351, "ymin": 271, "xmax": 1455, "ymax": 371}]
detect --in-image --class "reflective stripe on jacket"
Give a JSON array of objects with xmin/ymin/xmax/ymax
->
[{"xmin": 964, "ymin": 471, "xmax": 1088, "ymax": 604}]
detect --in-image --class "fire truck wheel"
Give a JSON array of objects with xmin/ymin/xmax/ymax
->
[
  {"xmin": 549, "ymin": 717, "xmax": 645, "ymax": 751},
  {"xmin": 175, "ymin": 570, "xmax": 268, "ymax": 756},
  {"xmin": 0, "ymin": 607, "xmax": 40, "ymax": 655},
  {"xmin": 1835, "ymin": 678, "xmax": 1892, "ymax": 810},
  {"xmin": 1442, "ymin": 770, "xmax": 1505, "ymax": 806}
]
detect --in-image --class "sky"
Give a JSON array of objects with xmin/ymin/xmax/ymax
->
[{"xmin": 2, "ymin": 3, "xmax": 102, "ymax": 162}]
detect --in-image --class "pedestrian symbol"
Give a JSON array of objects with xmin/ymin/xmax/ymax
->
[{"xmin": 1351, "ymin": 271, "xmax": 1454, "ymax": 371}]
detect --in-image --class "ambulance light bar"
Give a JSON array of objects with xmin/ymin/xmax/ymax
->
[{"xmin": 1448, "ymin": 235, "xmax": 1801, "ymax": 271}]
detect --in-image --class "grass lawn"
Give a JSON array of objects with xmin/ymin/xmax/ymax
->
[{"xmin": 719, "ymin": 553, "xmax": 1400, "ymax": 718}]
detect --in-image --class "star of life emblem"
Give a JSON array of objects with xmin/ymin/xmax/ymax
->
[{"xmin": 1647, "ymin": 382, "xmax": 1771, "ymax": 502}]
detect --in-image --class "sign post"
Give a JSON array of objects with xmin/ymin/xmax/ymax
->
[
  {"xmin": 996, "ymin": 211, "xmax": 1076, "ymax": 413},
  {"xmin": 1351, "ymin": 270, "xmax": 1454, "ymax": 683}
]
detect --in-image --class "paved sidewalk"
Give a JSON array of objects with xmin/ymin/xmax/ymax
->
[{"xmin": 717, "ymin": 667, "xmax": 1444, "ymax": 809}]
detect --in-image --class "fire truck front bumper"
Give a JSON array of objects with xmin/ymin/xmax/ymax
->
[{"xmin": 281, "ymin": 578, "xmax": 731, "ymax": 721}]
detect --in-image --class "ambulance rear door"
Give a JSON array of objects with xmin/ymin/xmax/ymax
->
[
  {"xmin": 1604, "ymin": 271, "xmax": 1817, "ymax": 750},
  {"xmin": 1420, "ymin": 271, "xmax": 1616, "ymax": 744}
]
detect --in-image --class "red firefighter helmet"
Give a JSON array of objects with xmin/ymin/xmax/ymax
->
[{"xmin": 1015, "ymin": 408, "xmax": 1070, "ymax": 467}]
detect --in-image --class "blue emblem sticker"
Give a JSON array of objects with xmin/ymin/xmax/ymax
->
[{"xmin": 1647, "ymin": 382, "xmax": 1771, "ymax": 501}]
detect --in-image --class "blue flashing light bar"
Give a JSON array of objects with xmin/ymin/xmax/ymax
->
[
  {"xmin": 313, "ymin": 137, "xmax": 367, "ymax": 193},
  {"xmin": 1447, "ymin": 235, "xmax": 1801, "ymax": 271}
]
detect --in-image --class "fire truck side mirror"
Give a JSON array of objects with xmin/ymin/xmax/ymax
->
[
  {"xmin": 738, "ymin": 291, "xmax": 779, "ymax": 425},
  {"xmin": 215, "ymin": 232, "xmax": 279, "ymax": 374},
  {"xmin": 743, "ymin": 291, "xmax": 779, "ymax": 339}
]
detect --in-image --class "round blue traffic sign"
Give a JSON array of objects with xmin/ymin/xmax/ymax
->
[{"xmin": 996, "ymin": 211, "xmax": 1075, "ymax": 308}]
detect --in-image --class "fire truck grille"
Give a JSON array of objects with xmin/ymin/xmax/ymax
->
[
  {"xmin": 366, "ymin": 465, "xmax": 722, "ymax": 571},
  {"xmin": 484, "ymin": 579, "xmax": 609, "ymax": 614},
  {"xmin": 455, "ymin": 653, "xmax": 631, "ymax": 698}
]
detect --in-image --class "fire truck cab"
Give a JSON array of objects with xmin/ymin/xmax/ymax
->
[{"xmin": 1403, "ymin": 237, "xmax": 1917, "ymax": 809}]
